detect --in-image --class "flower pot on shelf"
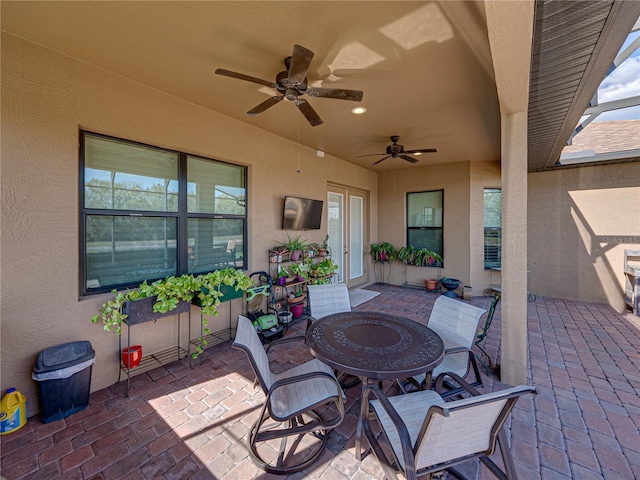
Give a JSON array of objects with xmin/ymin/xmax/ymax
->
[
  {"xmin": 290, "ymin": 303, "xmax": 304, "ymax": 318},
  {"xmin": 288, "ymin": 293, "xmax": 306, "ymax": 304},
  {"xmin": 122, "ymin": 345, "xmax": 142, "ymax": 368},
  {"xmin": 278, "ymin": 310, "xmax": 293, "ymax": 325},
  {"xmin": 425, "ymin": 279, "xmax": 438, "ymax": 291}
]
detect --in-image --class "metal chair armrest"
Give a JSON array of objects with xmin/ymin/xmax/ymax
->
[
  {"xmin": 268, "ymin": 369, "xmax": 342, "ymax": 395},
  {"xmin": 434, "ymin": 371, "xmax": 481, "ymax": 397},
  {"xmin": 443, "ymin": 346, "xmax": 471, "ymax": 355},
  {"xmin": 264, "ymin": 333, "xmax": 306, "ymax": 354}
]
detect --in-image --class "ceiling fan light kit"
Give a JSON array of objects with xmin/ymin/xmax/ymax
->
[
  {"xmin": 215, "ymin": 44, "xmax": 364, "ymax": 127},
  {"xmin": 358, "ymin": 135, "xmax": 438, "ymax": 165}
]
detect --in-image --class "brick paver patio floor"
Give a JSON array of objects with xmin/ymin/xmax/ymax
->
[{"xmin": 2, "ymin": 284, "xmax": 639, "ymax": 479}]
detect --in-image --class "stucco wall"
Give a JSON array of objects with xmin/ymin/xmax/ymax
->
[
  {"xmin": 377, "ymin": 161, "xmax": 481, "ymax": 289},
  {"xmin": 528, "ymin": 164, "xmax": 640, "ymax": 310},
  {"xmin": 1, "ymin": 34, "xmax": 377, "ymax": 407},
  {"xmin": 377, "ymin": 158, "xmax": 640, "ymax": 314}
]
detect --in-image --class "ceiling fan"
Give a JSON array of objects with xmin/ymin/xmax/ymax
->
[
  {"xmin": 358, "ymin": 136, "xmax": 437, "ymax": 165},
  {"xmin": 215, "ymin": 44, "xmax": 364, "ymax": 127}
]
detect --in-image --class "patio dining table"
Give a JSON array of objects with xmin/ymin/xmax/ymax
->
[{"xmin": 306, "ymin": 310, "xmax": 444, "ymax": 460}]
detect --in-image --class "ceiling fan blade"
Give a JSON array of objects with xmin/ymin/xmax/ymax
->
[
  {"xmin": 372, "ymin": 156, "xmax": 391, "ymax": 165},
  {"xmin": 357, "ymin": 153, "xmax": 386, "ymax": 157},
  {"xmin": 307, "ymin": 87, "xmax": 364, "ymax": 102},
  {"xmin": 215, "ymin": 68, "xmax": 277, "ymax": 88},
  {"xmin": 399, "ymin": 154, "xmax": 419, "ymax": 164},
  {"xmin": 288, "ymin": 45, "xmax": 314, "ymax": 84},
  {"xmin": 296, "ymin": 99, "xmax": 323, "ymax": 126},
  {"xmin": 246, "ymin": 96, "xmax": 283, "ymax": 116},
  {"xmin": 405, "ymin": 148, "xmax": 438, "ymax": 154}
]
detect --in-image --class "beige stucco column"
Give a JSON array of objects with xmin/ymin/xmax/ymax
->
[
  {"xmin": 484, "ymin": 0, "xmax": 534, "ymax": 385},
  {"xmin": 500, "ymin": 113, "xmax": 529, "ymax": 385}
]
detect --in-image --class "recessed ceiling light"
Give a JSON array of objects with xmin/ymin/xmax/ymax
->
[
  {"xmin": 413, "ymin": 152, "xmax": 423, "ymax": 156},
  {"xmin": 351, "ymin": 107, "xmax": 367, "ymax": 115}
]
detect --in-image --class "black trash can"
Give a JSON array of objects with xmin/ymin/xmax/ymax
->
[{"xmin": 32, "ymin": 341, "xmax": 95, "ymax": 423}]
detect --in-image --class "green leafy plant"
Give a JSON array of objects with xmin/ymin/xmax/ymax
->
[
  {"xmin": 370, "ymin": 241, "xmax": 397, "ymax": 262},
  {"xmin": 414, "ymin": 249, "xmax": 443, "ymax": 266},
  {"xmin": 397, "ymin": 246, "xmax": 417, "ymax": 265},
  {"xmin": 307, "ymin": 243, "xmax": 320, "ymax": 255},
  {"xmin": 288, "ymin": 261, "xmax": 309, "ymax": 281},
  {"xmin": 280, "ymin": 233, "xmax": 307, "ymax": 251},
  {"xmin": 278, "ymin": 234, "xmax": 308, "ymax": 260},
  {"xmin": 91, "ymin": 268, "xmax": 253, "ymax": 356},
  {"xmin": 308, "ymin": 258, "xmax": 338, "ymax": 284},
  {"xmin": 194, "ymin": 269, "xmax": 253, "ymax": 316},
  {"xmin": 397, "ymin": 246, "xmax": 443, "ymax": 266}
]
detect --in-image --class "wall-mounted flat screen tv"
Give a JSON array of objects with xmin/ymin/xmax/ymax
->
[{"xmin": 282, "ymin": 196, "xmax": 323, "ymax": 230}]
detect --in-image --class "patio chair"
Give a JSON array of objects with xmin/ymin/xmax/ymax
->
[
  {"xmin": 307, "ymin": 282, "xmax": 352, "ymax": 328},
  {"xmin": 232, "ymin": 315, "xmax": 345, "ymax": 474},
  {"xmin": 475, "ymin": 292, "xmax": 501, "ymax": 374},
  {"xmin": 362, "ymin": 372, "xmax": 537, "ymax": 480},
  {"xmin": 307, "ymin": 283, "xmax": 361, "ymax": 388},
  {"xmin": 400, "ymin": 295, "xmax": 486, "ymax": 395}
]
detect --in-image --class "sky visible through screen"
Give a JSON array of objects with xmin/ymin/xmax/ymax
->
[{"xmin": 594, "ymin": 29, "xmax": 640, "ymax": 122}]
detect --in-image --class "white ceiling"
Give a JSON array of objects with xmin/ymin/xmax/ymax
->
[{"xmin": 1, "ymin": 1, "xmax": 502, "ymax": 172}]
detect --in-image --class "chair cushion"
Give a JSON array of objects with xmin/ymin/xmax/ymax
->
[
  {"xmin": 307, "ymin": 283, "xmax": 351, "ymax": 320},
  {"xmin": 370, "ymin": 389, "xmax": 445, "ymax": 469},
  {"xmin": 269, "ymin": 359, "xmax": 345, "ymax": 420}
]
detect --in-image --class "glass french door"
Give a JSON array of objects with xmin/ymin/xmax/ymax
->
[{"xmin": 328, "ymin": 185, "xmax": 367, "ymax": 287}]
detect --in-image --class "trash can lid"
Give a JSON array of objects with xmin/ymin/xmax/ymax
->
[{"xmin": 33, "ymin": 341, "xmax": 95, "ymax": 374}]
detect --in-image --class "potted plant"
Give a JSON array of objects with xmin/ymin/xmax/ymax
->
[
  {"xmin": 316, "ymin": 234, "xmax": 330, "ymax": 257},
  {"xmin": 415, "ymin": 249, "xmax": 443, "ymax": 267},
  {"xmin": 287, "ymin": 287, "xmax": 306, "ymax": 304},
  {"xmin": 288, "ymin": 261, "xmax": 309, "ymax": 283},
  {"xmin": 440, "ymin": 276, "xmax": 461, "ymax": 297},
  {"xmin": 397, "ymin": 246, "xmax": 416, "ymax": 265},
  {"xmin": 308, "ymin": 258, "xmax": 338, "ymax": 284},
  {"xmin": 307, "ymin": 243, "xmax": 320, "ymax": 258},
  {"xmin": 274, "ymin": 265, "xmax": 287, "ymax": 285},
  {"xmin": 279, "ymin": 233, "xmax": 308, "ymax": 261},
  {"xmin": 91, "ymin": 274, "xmax": 197, "ymax": 334},
  {"xmin": 397, "ymin": 247, "xmax": 443, "ymax": 267},
  {"xmin": 91, "ymin": 268, "xmax": 253, "ymax": 357},
  {"xmin": 370, "ymin": 241, "xmax": 397, "ymax": 262},
  {"xmin": 270, "ymin": 245, "xmax": 289, "ymax": 263},
  {"xmin": 425, "ymin": 278, "xmax": 438, "ymax": 291}
]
